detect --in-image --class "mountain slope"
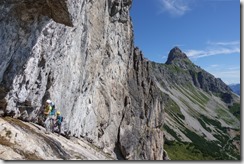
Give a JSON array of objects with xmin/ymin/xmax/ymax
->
[
  {"xmin": 0, "ymin": 0, "xmax": 240, "ymax": 160},
  {"xmin": 229, "ymin": 84, "xmax": 240, "ymax": 96},
  {"xmin": 151, "ymin": 47, "xmax": 240, "ymax": 160}
]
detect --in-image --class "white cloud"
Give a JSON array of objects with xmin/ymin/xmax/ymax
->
[
  {"xmin": 159, "ymin": 0, "xmax": 191, "ymax": 17},
  {"xmin": 205, "ymin": 63, "xmax": 240, "ymax": 85},
  {"xmin": 185, "ymin": 41, "xmax": 240, "ymax": 59},
  {"xmin": 207, "ymin": 41, "xmax": 240, "ymax": 46},
  {"xmin": 227, "ymin": 66, "xmax": 240, "ymax": 70},
  {"xmin": 212, "ymin": 70, "xmax": 240, "ymax": 78},
  {"xmin": 186, "ymin": 41, "xmax": 240, "ymax": 84},
  {"xmin": 209, "ymin": 64, "xmax": 219, "ymax": 68}
]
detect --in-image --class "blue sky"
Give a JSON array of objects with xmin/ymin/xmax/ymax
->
[{"xmin": 130, "ymin": 0, "xmax": 240, "ymax": 84}]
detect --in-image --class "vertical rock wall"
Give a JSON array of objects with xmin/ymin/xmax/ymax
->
[
  {"xmin": 120, "ymin": 48, "xmax": 166, "ymax": 159},
  {"xmin": 0, "ymin": 0, "xmax": 165, "ymax": 159}
]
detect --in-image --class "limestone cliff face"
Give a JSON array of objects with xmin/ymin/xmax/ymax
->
[
  {"xmin": 0, "ymin": 0, "xmax": 165, "ymax": 160},
  {"xmin": 0, "ymin": 117, "xmax": 113, "ymax": 160},
  {"xmin": 121, "ymin": 48, "xmax": 166, "ymax": 159}
]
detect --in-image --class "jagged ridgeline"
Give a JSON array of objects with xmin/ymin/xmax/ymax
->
[{"xmin": 0, "ymin": 0, "xmax": 240, "ymax": 160}]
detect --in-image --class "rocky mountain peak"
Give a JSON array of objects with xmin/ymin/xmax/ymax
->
[
  {"xmin": 166, "ymin": 47, "xmax": 189, "ymax": 63},
  {"xmin": 0, "ymin": 0, "xmax": 240, "ymax": 161},
  {"xmin": 165, "ymin": 47, "xmax": 192, "ymax": 69}
]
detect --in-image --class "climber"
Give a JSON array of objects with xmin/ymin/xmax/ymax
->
[
  {"xmin": 50, "ymin": 102, "xmax": 57, "ymax": 133},
  {"xmin": 54, "ymin": 111, "xmax": 63, "ymax": 135},
  {"xmin": 43, "ymin": 99, "xmax": 55, "ymax": 133},
  {"xmin": 43, "ymin": 100, "xmax": 52, "ymax": 117}
]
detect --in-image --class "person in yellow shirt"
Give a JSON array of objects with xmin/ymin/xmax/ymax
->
[
  {"xmin": 44, "ymin": 100, "xmax": 52, "ymax": 115},
  {"xmin": 44, "ymin": 100, "xmax": 53, "ymax": 133}
]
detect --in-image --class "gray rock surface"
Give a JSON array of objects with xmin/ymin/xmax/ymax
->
[
  {"xmin": 119, "ymin": 48, "xmax": 166, "ymax": 159},
  {"xmin": 0, "ymin": 0, "xmax": 239, "ymax": 160},
  {"xmin": 0, "ymin": 0, "xmax": 166, "ymax": 160},
  {"xmin": 0, "ymin": 117, "xmax": 113, "ymax": 160}
]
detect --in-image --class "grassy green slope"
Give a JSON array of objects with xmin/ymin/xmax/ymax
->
[
  {"xmin": 162, "ymin": 84, "xmax": 240, "ymax": 160},
  {"xmin": 151, "ymin": 59, "xmax": 240, "ymax": 160}
]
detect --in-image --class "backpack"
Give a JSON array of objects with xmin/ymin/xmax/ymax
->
[
  {"xmin": 60, "ymin": 116, "xmax": 63, "ymax": 122},
  {"xmin": 57, "ymin": 115, "xmax": 63, "ymax": 124},
  {"xmin": 50, "ymin": 103, "xmax": 56, "ymax": 116}
]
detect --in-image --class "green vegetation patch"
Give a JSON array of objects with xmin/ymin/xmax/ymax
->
[
  {"xmin": 164, "ymin": 137, "xmax": 240, "ymax": 160},
  {"xmin": 200, "ymin": 114, "xmax": 227, "ymax": 133},
  {"xmin": 164, "ymin": 140, "xmax": 214, "ymax": 160},
  {"xmin": 176, "ymin": 85, "xmax": 201, "ymax": 106},
  {"xmin": 180, "ymin": 128, "xmax": 239, "ymax": 160},
  {"xmin": 163, "ymin": 124, "xmax": 181, "ymax": 141},
  {"xmin": 179, "ymin": 84, "xmax": 210, "ymax": 108},
  {"xmin": 179, "ymin": 97, "xmax": 198, "ymax": 117},
  {"xmin": 197, "ymin": 118, "xmax": 212, "ymax": 133},
  {"xmin": 169, "ymin": 116, "xmax": 241, "ymax": 160},
  {"xmin": 165, "ymin": 64, "xmax": 187, "ymax": 74},
  {"xmin": 228, "ymin": 103, "xmax": 240, "ymax": 120},
  {"xmin": 215, "ymin": 108, "xmax": 237, "ymax": 125},
  {"xmin": 186, "ymin": 85, "xmax": 209, "ymax": 104},
  {"xmin": 164, "ymin": 98, "xmax": 185, "ymax": 120}
]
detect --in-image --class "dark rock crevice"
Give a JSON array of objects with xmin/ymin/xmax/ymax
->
[
  {"xmin": 114, "ymin": 126, "xmax": 126, "ymax": 160},
  {"xmin": 109, "ymin": 0, "xmax": 132, "ymax": 23}
]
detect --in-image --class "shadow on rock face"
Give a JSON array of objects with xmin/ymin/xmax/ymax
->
[{"xmin": 0, "ymin": 0, "xmax": 74, "ymax": 116}]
